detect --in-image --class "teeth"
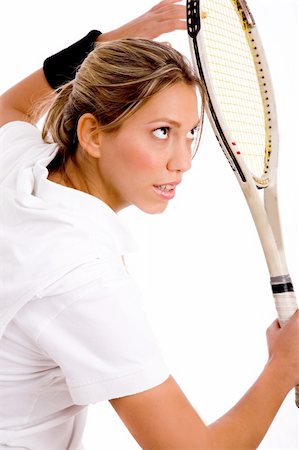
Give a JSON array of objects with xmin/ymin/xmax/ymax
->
[{"xmin": 156, "ymin": 184, "xmax": 174, "ymax": 191}]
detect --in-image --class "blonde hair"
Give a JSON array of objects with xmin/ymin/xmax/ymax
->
[{"xmin": 43, "ymin": 38, "xmax": 204, "ymax": 173}]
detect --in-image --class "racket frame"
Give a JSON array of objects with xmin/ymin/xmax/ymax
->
[
  {"xmin": 187, "ymin": 0, "xmax": 290, "ymax": 285},
  {"xmin": 187, "ymin": 0, "xmax": 298, "ymax": 405}
]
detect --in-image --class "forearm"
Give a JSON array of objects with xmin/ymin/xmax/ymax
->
[
  {"xmin": 0, "ymin": 30, "xmax": 101, "ymax": 127},
  {"xmin": 0, "ymin": 68, "xmax": 53, "ymax": 126},
  {"xmin": 209, "ymin": 360, "xmax": 292, "ymax": 450},
  {"xmin": 0, "ymin": 27, "xmax": 138, "ymax": 127},
  {"xmin": 0, "ymin": 27, "xmax": 137, "ymax": 128}
]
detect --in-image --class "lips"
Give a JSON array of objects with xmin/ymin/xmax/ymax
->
[
  {"xmin": 153, "ymin": 181, "xmax": 181, "ymax": 200},
  {"xmin": 153, "ymin": 181, "xmax": 181, "ymax": 189},
  {"xmin": 153, "ymin": 184, "xmax": 175, "ymax": 192}
]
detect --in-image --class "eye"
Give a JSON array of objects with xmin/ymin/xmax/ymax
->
[
  {"xmin": 152, "ymin": 127, "xmax": 170, "ymax": 140},
  {"xmin": 187, "ymin": 126, "xmax": 200, "ymax": 140}
]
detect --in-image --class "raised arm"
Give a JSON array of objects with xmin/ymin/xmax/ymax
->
[
  {"xmin": 110, "ymin": 311, "xmax": 299, "ymax": 450},
  {"xmin": 0, "ymin": 0, "xmax": 186, "ymax": 127}
]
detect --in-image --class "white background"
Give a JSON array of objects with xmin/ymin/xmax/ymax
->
[{"xmin": 1, "ymin": 0, "xmax": 298, "ymax": 448}]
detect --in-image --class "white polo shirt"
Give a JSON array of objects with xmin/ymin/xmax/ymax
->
[{"xmin": 0, "ymin": 121, "xmax": 169, "ymax": 449}]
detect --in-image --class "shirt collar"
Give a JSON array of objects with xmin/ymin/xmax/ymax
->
[{"xmin": 33, "ymin": 154, "xmax": 137, "ymax": 256}]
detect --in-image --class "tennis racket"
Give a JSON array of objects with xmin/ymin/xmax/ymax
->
[{"xmin": 186, "ymin": 0, "xmax": 298, "ymax": 407}]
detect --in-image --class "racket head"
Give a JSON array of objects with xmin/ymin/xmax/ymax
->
[{"xmin": 187, "ymin": 0, "xmax": 279, "ymax": 189}]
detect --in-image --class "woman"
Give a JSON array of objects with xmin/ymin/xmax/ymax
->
[{"xmin": 0, "ymin": 1, "xmax": 298, "ymax": 449}]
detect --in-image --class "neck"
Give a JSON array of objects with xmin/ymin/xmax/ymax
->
[
  {"xmin": 47, "ymin": 152, "xmax": 126, "ymax": 212},
  {"xmin": 48, "ymin": 156, "xmax": 89, "ymax": 193}
]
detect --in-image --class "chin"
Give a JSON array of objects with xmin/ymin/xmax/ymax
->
[{"xmin": 138, "ymin": 202, "xmax": 169, "ymax": 215}]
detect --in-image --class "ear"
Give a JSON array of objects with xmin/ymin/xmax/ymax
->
[{"xmin": 77, "ymin": 113, "xmax": 102, "ymax": 158}]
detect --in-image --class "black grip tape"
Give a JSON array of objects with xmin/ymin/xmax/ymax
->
[{"xmin": 271, "ymin": 282, "xmax": 294, "ymax": 294}]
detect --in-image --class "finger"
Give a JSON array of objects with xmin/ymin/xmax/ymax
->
[
  {"xmin": 153, "ymin": 4, "xmax": 186, "ymax": 19},
  {"xmin": 270, "ymin": 319, "xmax": 280, "ymax": 330},
  {"xmin": 266, "ymin": 319, "xmax": 280, "ymax": 337},
  {"xmin": 143, "ymin": 19, "xmax": 186, "ymax": 39},
  {"xmin": 151, "ymin": 0, "xmax": 184, "ymax": 12},
  {"xmin": 156, "ymin": 19, "xmax": 187, "ymax": 35}
]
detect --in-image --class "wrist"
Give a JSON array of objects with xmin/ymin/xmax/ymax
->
[
  {"xmin": 96, "ymin": 18, "xmax": 142, "ymax": 43},
  {"xmin": 96, "ymin": 27, "xmax": 127, "ymax": 43},
  {"xmin": 96, "ymin": 31, "xmax": 114, "ymax": 43},
  {"xmin": 264, "ymin": 356, "xmax": 294, "ymax": 394}
]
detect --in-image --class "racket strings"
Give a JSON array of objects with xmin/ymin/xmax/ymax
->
[{"xmin": 200, "ymin": 0, "xmax": 269, "ymax": 181}]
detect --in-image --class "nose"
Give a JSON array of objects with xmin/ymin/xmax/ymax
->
[{"xmin": 166, "ymin": 141, "xmax": 192, "ymax": 173}]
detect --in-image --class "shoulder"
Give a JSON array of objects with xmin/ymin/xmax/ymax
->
[
  {"xmin": 0, "ymin": 120, "xmax": 57, "ymax": 186},
  {"xmin": 0, "ymin": 120, "xmax": 40, "ymax": 144},
  {"xmin": 0, "ymin": 120, "xmax": 48, "ymax": 167}
]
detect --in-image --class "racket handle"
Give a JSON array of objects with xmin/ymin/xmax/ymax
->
[
  {"xmin": 271, "ymin": 276, "xmax": 297, "ymax": 326},
  {"xmin": 271, "ymin": 275, "xmax": 299, "ymax": 407},
  {"xmin": 273, "ymin": 291, "xmax": 297, "ymax": 326}
]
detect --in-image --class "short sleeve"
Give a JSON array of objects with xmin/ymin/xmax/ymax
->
[{"xmin": 36, "ymin": 275, "xmax": 169, "ymax": 405}]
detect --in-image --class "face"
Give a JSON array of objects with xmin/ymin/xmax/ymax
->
[{"xmin": 94, "ymin": 82, "xmax": 200, "ymax": 214}]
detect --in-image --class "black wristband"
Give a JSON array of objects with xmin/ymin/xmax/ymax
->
[{"xmin": 43, "ymin": 30, "xmax": 102, "ymax": 90}]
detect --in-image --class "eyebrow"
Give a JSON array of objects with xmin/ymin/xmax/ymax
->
[{"xmin": 148, "ymin": 118, "xmax": 200, "ymax": 129}]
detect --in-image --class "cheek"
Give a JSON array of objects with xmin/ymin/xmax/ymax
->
[
  {"xmin": 124, "ymin": 137, "xmax": 163, "ymax": 174},
  {"xmin": 129, "ymin": 151, "xmax": 158, "ymax": 173}
]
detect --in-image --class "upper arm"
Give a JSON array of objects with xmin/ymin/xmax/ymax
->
[
  {"xmin": 110, "ymin": 375, "xmax": 213, "ymax": 450},
  {"xmin": 0, "ymin": 100, "xmax": 29, "ymax": 126},
  {"xmin": 0, "ymin": 68, "xmax": 53, "ymax": 127}
]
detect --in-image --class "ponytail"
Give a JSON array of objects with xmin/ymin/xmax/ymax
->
[
  {"xmin": 42, "ymin": 82, "xmax": 78, "ymax": 172},
  {"xmin": 42, "ymin": 82, "xmax": 75, "ymax": 149}
]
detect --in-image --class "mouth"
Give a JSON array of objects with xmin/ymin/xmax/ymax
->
[{"xmin": 152, "ymin": 182, "xmax": 180, "ymax": 200}]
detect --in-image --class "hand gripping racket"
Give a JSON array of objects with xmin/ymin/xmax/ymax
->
[{"xmin": 186, "ymin": 0, "xmax": 298, "ymax": 406}]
